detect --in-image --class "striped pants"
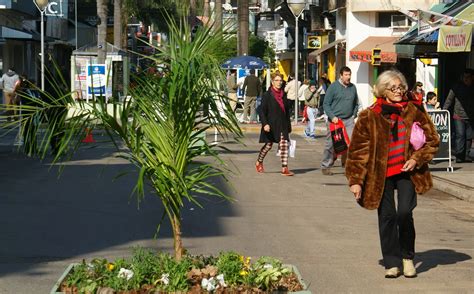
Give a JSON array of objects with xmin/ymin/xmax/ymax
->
[{"xmin": 257, "ymin": 133, "xmax": 288, "ymax": 167}]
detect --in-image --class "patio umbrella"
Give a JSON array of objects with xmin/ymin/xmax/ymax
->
[{"xmin": 221, "ymin": 55, "xmax": 269, "ymax": 70}]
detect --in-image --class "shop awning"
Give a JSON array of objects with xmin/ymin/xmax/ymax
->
[
  {"xmin": 308, "ymin": 39, "xmax": 345, "ymax": 64},
  {"xmin": 0, "ymin": 26, "xmax": 40, "ymax": 41},
  {"xmin": 349, "ymin": 36, "xmax": 399, "ymax": 63}
]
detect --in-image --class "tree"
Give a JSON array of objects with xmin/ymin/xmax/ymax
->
[
  {"xmin": 97, "ymin": 0, "xmax": 108, "ymax": 63},
  {"xmin": 237, "ymin": 0, "xmax": 249, "ymax": 55},
  {"xmin": 214, "ymin": 0, "xmax": 222, "ymax": 32},
  {"xmin": 6, "ymin": 17, "xmax": 241, "ymax": 261},
  {"xmin": 114, "ymin": 0, "xmax": 122, "ymax": 49}
]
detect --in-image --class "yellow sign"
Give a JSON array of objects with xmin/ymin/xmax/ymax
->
[
  {"xmin": 437, "ymin": 25, "xmax": 472, "ymax": 52},
  {"xmin": 307, "ymin": 36, "xmax": 321, "ymax": 49},
  {"xmin": 371, "ymin": 48, "xmax": 381, "ymax": 66}
]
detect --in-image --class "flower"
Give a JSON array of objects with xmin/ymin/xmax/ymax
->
[
  {"xmin": 106, "ymin": 263, "xmax": 115, "ymax": 271},
  {"xmin": 239, "ymin": 270, "xmax": 248, "ymax": 276},
  {"xmin": 263, "ymin": 264, "xmax": 273, "ymax": 270},
  {"xmin": 201, "ymin": 277, "xmax": 216, "ymax": 292},
  {"xmin": 118, "ymin": 268, "xmax": 134, "ymax": 280},
  {"xmin": 159, "ymin": 273, "xmax": 170, "ymax": 285},
  {"xmin": 216, "ymin": 274, "xmax": 227, "ymax": 287}
]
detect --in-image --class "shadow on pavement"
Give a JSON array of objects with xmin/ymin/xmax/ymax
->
[
  {"xmin": 0, "ymin": 144, "xmax": 236, "ymax": 278},
  {"xmin": 415, "ymin": 249, "xmax": 472, "ymax": 274}
]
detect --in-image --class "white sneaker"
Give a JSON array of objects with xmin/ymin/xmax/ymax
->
[
  {"xmin": 402, "ymin": 259, "xmax": 417, "ymax": 278},
  {"xmin": 385, "ymin": 267, "xmax": 401, "ymax": 278}
]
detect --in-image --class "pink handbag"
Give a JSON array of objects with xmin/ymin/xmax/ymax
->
[{"xmin": 410, "ymin": 122, "xmax": 426, "ymax": 151}]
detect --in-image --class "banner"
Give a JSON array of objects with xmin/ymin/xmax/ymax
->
[
  {"xmin": 437, "ymin": 25, "xmax": 472, "ymax": 52},
  {"xmin": 417, "ymin": 9, "xmax": 469, "ymax": 36}
]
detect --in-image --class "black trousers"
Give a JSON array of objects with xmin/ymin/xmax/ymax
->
[{"xmin": 378, "ymin": 173, "xmax": 417, "ymax": 269}]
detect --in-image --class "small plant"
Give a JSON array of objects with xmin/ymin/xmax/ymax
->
[{"xmin": 57, "ymin": 248, "xmax": 305, "ymax": 293}]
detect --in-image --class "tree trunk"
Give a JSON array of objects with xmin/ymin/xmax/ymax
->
[
  {"xmin": 172, "ymin": 214, "xmax": 183, "ymax": 260},
  {"xmin": 203, "ymin": 0, "xmax": 210, "ymax": 18},
  {"xmin": 237, "ymin": 0, "xmax": 249, "ymax": 56},
  {"xmin": 215, "ymin": 0, "xmax": 222, "ymax": 32},
  {"xmin": 190, "ymin": 0, "xmax": 197, "ymax": 26},
  {"xmin": 114, "ymin": 0, "xmax": 122, "ymax": 49},
  {"xmin": 97, "ymin": 0, "xmax": 108, "ymax": 63}
]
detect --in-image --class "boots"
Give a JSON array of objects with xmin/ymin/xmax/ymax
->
[{"xmin": 402, "ymin": 259, "xmax": 417, "ymax": 278}]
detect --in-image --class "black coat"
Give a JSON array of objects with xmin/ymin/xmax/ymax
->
[{"xmin": 259, "ymin": 89, "xmax": 292, "ymax": 143}]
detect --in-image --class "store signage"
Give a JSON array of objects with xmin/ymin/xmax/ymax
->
[
  {"xmin": 45, "ymin": 0, "xmax": 66, "ymax": 17},
  {"xmin": 437, "ymin": 25, "xmax": 472, "ymax": 52}
]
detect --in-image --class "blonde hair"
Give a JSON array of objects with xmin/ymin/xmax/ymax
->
[
  {"xmin": 372, "ymin": 70, "xmax": 408, "ymax": 97},
  {"xmin": 271, "ymin": 72, "xmax": 283, "ymax": 81}
]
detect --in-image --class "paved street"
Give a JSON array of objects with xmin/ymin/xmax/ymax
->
[{"xmin": 0, "ymin": 128, "xmax": 473, "ymax": 293}]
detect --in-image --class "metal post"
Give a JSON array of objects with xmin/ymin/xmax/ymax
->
[
  {"xmin": 75, "ymin": 0, "xmax": 78, "ymax": 50},
  {"xmin": 40, "ymin": 10, "xmax": 45, "ymax": 91},
  {"xmin": 294, "ymin": 15, "xmax": 299, "ymax": 124}
]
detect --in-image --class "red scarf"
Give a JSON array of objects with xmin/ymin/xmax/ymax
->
[
  {"xmin": 373, "ymin": 97, "xmax": 408, "ymax": 177},
  {"xmin": 271, "ymin": 86, "xmax": 286, "ymax": 113}
]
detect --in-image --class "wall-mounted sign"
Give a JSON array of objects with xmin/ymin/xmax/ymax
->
[
  {"xmin": 307, "ymin": 35, "xmax": 321, "ymax": 49},
  {"xmin": 87, "ymin": 64, "xmax": 106, "ymax": 99},
  {"xmin": 45, "ymin": 0, "xmax": 67, "ymax": 17}
]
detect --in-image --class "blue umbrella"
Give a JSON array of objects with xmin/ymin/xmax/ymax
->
[{"xmin": 221, "ymin": 55, "xmax": 269, "ymax": 70}]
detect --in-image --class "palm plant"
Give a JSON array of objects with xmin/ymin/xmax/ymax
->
[{"xmin": 3, "ymin": 17, "xmax": 241, "ymax": 260}]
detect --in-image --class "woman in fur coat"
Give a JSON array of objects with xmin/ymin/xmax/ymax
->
[
  {"xmin": 345, "ymin": 70, "xmax": 439, "ymax": 279},
  {"xmin": 255, "ymin": 72, "xmax": 294, "ymax": 176}
]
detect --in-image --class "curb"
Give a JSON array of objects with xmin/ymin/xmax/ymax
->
[{"xmin": 432, "ymin": 175, "xmax": 474, "ymax": 202}]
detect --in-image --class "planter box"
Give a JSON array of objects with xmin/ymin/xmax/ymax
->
[{"xmin": 50, "ymin": 263, "xmax": 311, "ymax": 294}]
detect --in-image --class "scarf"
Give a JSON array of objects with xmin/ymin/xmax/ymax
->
[
  {"xmin": 271, "ymin": 86, "xmax": 286, "ymax": 113},
  {"xmin": 373, "ymin": 97, "xmax": 408, "ymax": 141}
]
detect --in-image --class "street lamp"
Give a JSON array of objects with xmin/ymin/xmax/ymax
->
[
  {"xmin": 287, "ymin": 0, "xmax": 305, "ymax": 124},
  {"xmin": 33, "ymin": 0, "xmax": 49, "ymax": 91}
]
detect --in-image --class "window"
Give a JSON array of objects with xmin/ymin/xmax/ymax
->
[{"xmin": 377, "ymin": 12, "xmax": 407, "ymax": 28}]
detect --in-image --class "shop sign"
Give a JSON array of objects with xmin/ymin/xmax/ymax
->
[{"xmin": 437, "ymin": 25, "xmax": 472, "ymax": 52}]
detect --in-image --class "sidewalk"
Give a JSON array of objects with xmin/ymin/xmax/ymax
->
[{"xmin": 239, "ymin": 120, "xmax": 474, "ymax": 202}]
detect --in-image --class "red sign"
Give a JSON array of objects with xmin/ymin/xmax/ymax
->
[{"xmin": 349, "ymin": 51, "xmax": 397, "ymax": 63}]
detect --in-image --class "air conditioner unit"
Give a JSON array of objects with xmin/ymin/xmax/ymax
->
[{"xmin": 391, "ymin": 15, "xmax": 410, "ymax": 28}]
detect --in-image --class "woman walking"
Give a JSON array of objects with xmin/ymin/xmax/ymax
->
[
  {"xmin": 345, "ymin": 70, "xmax": 439, "ymax": 278},
  {"xmin": 255, "ymin": 72, "xmax": 294, "ymax": 176}
]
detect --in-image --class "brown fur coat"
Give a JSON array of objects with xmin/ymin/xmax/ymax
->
[{"xmin": 345, "ymin": 102, "xmax": 440, "ymax": 210}]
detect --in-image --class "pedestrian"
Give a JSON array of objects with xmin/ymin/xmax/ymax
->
[
  {"xmin": 242, "ymin": 69, "xmax": 261, "ymax": 123},
  {"xmin": 226, "ymin": 69, "xmax": 238, "ymax": 111},
  {"xmin": 442, "ymin": 69, "xmax": 474, "ymax": 163},
  {"xmin": 321, "ymin": 66, "xmax": 359, "ymax": 175},
  {"xmin": 284, "ymin": 73, "xmax": 301, "ymax": 118},
  {"xmin": 16, "ymin": 76, "xmax": 41, "ymax": 156},
  {"xmin": 255, "ymin": 72, "xmax": 294, "ymax": 176},
  {"xmin": 298, "ymin": 79, "xmax": 310, "ymax": 119},
  {"xmin": 303, "ymin": 80, "xmax": 319, "ymax": 139},
  {"xmin": 411, "ymin": 81, "xmax": 424, "ymax": 102},
  {"xmin": 345, "ymin": 70, "xmax": 439, "ymax": 279},
  {"xmin": 317, "ymin": 76, "xmax": 329, "ymax": 120},
  {"xmin": 424, "ymin": 91, "xmax": 440, "ymax": 110},
  {"xmin": 1, "ymin": 67, "xmax": 20, "ymax": 120}
]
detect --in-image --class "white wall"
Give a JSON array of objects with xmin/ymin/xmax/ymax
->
[
  {"xmin": 346, "ymin": 11, "xmax": 397, "ymax": 109},
  {"xmin": 416, "ymin": 59, "xmax": 438, "ymax": 97}
]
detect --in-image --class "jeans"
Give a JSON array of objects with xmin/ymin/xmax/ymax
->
[
  {"xmin": 378, "ymin": 173, "xmax": 417, "ymax": 269},
  {"xmin": 321, "ymin": 117, "xmax": 355, "ymax": 168},
  {"xmin": 453, "ymin": 118, "xmax": 473, "ymax": 159},
  {"xmin": 305, "ymin": 107, "xmax": 318, "ymax": 136}
]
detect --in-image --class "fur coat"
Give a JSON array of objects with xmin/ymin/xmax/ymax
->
[{"xmin": 345, "ymin": 102, "xmax": 440, "ymax": 210}]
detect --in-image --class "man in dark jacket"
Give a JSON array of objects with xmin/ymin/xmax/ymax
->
[
  {"xmin": 242, "ymin": 69, "xmax": 261, "ymax": 123},
  {"xmin": 443, "ymin": 69, "xmax": 474, "ymax": 162}
]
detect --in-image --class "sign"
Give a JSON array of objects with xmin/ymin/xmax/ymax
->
[
  {"xmin": 307, "ymin": 36, "xmax": 321, "ymax": 49},
  {"xmin": 349, "ymin": 51, "xmax": 397, "ymax": 63},
  {"xmin": 427, "ymin": 110, "xmax": 451, "ymax": 161},
  {"xmin": 274, "ymin": 28, "xmax": 287, "ymax": 51},
  {"xmin": 437, "ymin": 25, "xmax": 472, "ymax": 52},
  {"xmin": 87, "ymin": 64, "xmax": 107, "ymax": 99},
  {"xmin": 45, "ymin": 0, "xmax": 66, "ymax": 17},
  {"xmin": 236, "ymin": 69, "xmax": 259, "ymax": 102}
]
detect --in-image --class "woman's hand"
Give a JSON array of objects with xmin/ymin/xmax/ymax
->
[
  {"xmin": 263, "ymin": 124, "xmax": 270, "ymax": 132},
  {"xmin": 401, "ymin": 159, "xmax": 417, "ymax": 172},
  {"xmin": 350, "ymin": 184, "xmax": 362, "ymax": 200}
]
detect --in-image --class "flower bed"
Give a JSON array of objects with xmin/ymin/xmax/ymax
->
[{"xmin": 50, "ymin": 248, "xmax": 309, "ymax": 293}]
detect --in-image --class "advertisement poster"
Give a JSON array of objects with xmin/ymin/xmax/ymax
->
[{"xmin": 87, "ymin": 64, "xmax": 106, "ymax": 99}]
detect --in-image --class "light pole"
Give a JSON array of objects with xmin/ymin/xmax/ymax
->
[
  {"xmin": 287, "ymin": 0, "xmax": 305, "ymax": 124},
  {"xmin": 33, "ymin": 0, "xmax": 49, "ymax": 91}
]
